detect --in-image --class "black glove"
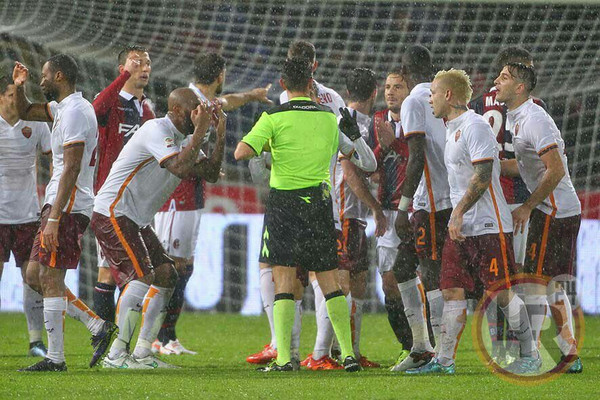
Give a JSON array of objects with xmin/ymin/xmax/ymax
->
[{"xmin": 338, "ymin": 107, "xmax": 361, "ymax": 141}]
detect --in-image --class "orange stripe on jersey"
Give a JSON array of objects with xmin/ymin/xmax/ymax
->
[
  {"xmin": 65, "ymin": 186, "xmax": 77, "ymax": 214},
  {"xmin": 109, "ymin": 157, "xmax": 154, "ymax": 279},
  {"xmin": 536, "ymin": 213, "xmax": 552, "ymax": 276},
  {"xmin": 489, "ymin": 184, "xmax": 511, "ymax": 289},
  {"xmin": 139, "ymin": 286, "xmax": 160, "ymax": 330},
  {"xmin": 423, "ymin": 157, "xmax": 438, "ymax": 259},
  {"xmin": 403, "ymin": 131, "xmax": 426, "ymax": 138},
  {"xmin": 158, "ymin": 152, "xmax": 179, "ymax": 166},
  {"xmin": 549, "ymin": 193, "xmax": 558, "ymax": 217}
]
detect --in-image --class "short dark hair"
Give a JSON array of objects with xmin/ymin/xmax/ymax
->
[
  {"xmin": 387, "ymin": 68, "xmax": 405, "ymax": 79},
  {"xmin": 281, "ymin": 58, "xmax": 312, "ymax": 92},
  {"xmin": 117, "ymin": 45, "xmax": 148, "ymax": 66},
  {"xmin": 47, "ymin": 54, "xmax": 78, "ymax": 85},
  {"xmin": 493, "ymin": 46, "xmax": 532, "ymax": 76},
  {"xmin": 193, "ymin": 53, "xmax": 226, "ymax": 85},
  {"xmin": 505, "ymin": 62, "xmax": 537, "ymax": 92},
  {"xmin": 346, "ymin": 68, "xmax": 377, "ymax": 102},
  {"xmin": 402, "ymin": 44, "xmax": 434, "ymax": 81},
  {"xmin": 287, "ymin": 40, "xmax": 316, "ymax": 63}
]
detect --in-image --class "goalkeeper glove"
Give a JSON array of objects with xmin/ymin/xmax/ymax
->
[{"xmin": 338, "ymin": 107, "xmax": 362, "ymax": 141}]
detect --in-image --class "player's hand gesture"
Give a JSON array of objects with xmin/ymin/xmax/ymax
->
[
  {"xmin": 191, "ymin": 101, "xmax": 211, "ymax": 142},
  {"xmin": 338, "ymin": 107, "xmax": 362, "ymax": 141},
  {"xmin": 250, "ymin": 84, "xmax": 273, "ymax": 105},
  {"xmin": 42, "ymin": 213, "xmax": 60, "ymax": 253},
  {"xmin": 375, "ymin": 117, "xmax": 395, "ymax": 149},
  {"xmin": 394, "ymin": 210, "xmax": 412, "ymax": 242},
  {"xmin": 511, "ymin": 204, "xmax": 532, "ymax": 235},
  {"xmin": 124, "ymin": 55, "xmax": 141, "ymax": 75},
  {"xmin": 448, "ymin": 209, "xmax": 465, "ymax": 242},
  {"xmin": 373, "ymin": 207, "xmax": 387, "ymax": 237},
  {"xmin": 12, "ymin": 62, "xmax": 29, "ymax": 86},
  {"xmin": 215, "ymin": 103, "xmax": 227, "ymax": 139}
]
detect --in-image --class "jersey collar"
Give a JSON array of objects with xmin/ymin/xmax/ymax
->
[{"xmin": 289, "ymin": 96, "xmax": 312, "ymax": 102}]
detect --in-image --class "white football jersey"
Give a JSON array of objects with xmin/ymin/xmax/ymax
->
[
  {"xmin": 506, "ymin": 99, "xmax": 581, "ymax": 218},
  {"xmin": 0, "ymin": 117, "xmax": 51, "ymax": 224},
  {"xmin": 333, "ymin": 108, "xmax": 371, "ymax": 221},
  {"xmin": 445, "ymin": 110, "xmax": 512, "ymax": 237},
  {"xmin": 401, "ymin": 83, "xmax": 451, "ymax": 213},
  {"xmin": 94, "ymin": 117, "xmax": 204, "ymax": 227},
  {"xmin": 45, "ymin": 92, "xmax": 97, "ymax": 218}
]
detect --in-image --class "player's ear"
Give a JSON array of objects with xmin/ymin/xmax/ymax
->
[
  {"xmin": 279, "ymin": 78, "xmax": 287, "ymax": 91},
  {"xmin": 118, "ymin": 64, "xmax": 125, "ymax": 75},
  {"xmin": 312, "ymin": 60, "xmax": 318, "ymax": 72}
]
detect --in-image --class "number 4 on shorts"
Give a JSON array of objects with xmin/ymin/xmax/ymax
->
[{"xmin": 489, "ymin": 258, "xmax": 498, "ymax": 277}]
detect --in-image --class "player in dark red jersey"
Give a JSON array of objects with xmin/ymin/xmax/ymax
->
[
  {"xmin": 153, "ymin": 52, "xmax": 272, "ymax": 355},
  {"xmin": 92, "ymin": 45, "xmax": 155, "ymax": 323},
  {"xmin": 468, "ymin": 47, "xmax": 545, "ymax": 366}
]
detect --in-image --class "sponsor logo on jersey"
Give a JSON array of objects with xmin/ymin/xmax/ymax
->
[
  {"xmin": 21, "ymin": 126, "xmax": 32, "ymax": 138},
  {"xmin": 118, "ymin": 123, "xmax": 141, "ymax": 138},
  {"xmin": 173, "ymin": 239, "xmax": 180, "ymax": 249},
  {"xmin": 455, "ymin": 129, "xmax": 462, "ymax": 142}
]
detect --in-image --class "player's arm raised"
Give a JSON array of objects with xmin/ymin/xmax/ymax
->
[
  {"xmin": 12, "ymin": 62, "xmax": 52, "ymax": 122},
  {"xmin": 220, "ymin": 83, "xmax": 273, "ymax": 111},
  {"xmin": 512, "ymin": 147, "xmax": 565, "ymax": 234},
  {"xmin": 163, "ymin": 102, "xmax": 213, "ymax": 179},
  {"xmin": 448, "ymin": 161, "xmax": 493, "ymax": 242},
  {"xmin": 192, "ymin": 109, "xmax": 227, "ymax": 183},
  {"xmin": 338, "ymin": 107, "xmax": 377, "ymax": 173}
]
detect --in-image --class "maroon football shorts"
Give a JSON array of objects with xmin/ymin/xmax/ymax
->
[
  {"xmin": 0, "ymin": 222, "xmax": 39, "ymax": 267},
  {"xmin": 91, "ymin": 212, "xmax": 173, "ymax": 289},
  {"xmin": 524, "ymin": 208, "xmax": 581, "ymax": 278},
  {"xmin": 440, "ymin": 232, "xmax": 516, "ymax": 292},
  {"xmin": 30, "ymin": 204, "xmax": 89, "ymax": 269},
  {"xmin": 411, "ymin": 208, "xmax": 452, "ymax": 261},
  {"xmin": 337, "ymin": 218, "xmax": 369, "ymax": 274}
]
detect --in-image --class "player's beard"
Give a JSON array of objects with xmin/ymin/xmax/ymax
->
[{"xmin": 42, "ymin": 84, "xmax": 59, "ymax": 102}]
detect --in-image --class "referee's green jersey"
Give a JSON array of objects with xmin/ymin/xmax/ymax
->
[{"xmin": 242, "ymin": 97, "xmax": 339, "ymax": 191}]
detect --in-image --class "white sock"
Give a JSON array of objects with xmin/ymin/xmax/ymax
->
[
  {"xmin": 133, "ymin": 285, "xmax": 174, "ymax": 359},
  {"xmin": 548, "ymin": 290, "xmax": 577, "ymax": 356},
  {"xmin": 65, "ymin": 288, "xmax": 104, "ymax": 335},
  {"xmin": 437, "ymin": 299, "xmax": 467, "ymax": 366},
  {"xmin": 398, "ymin": 277, "xmax": 433, "ymax": 352},
  {"xmin": 109, "ymin": 280, "xmax": 148, "ymax": 359},
  {"xmin": 23, "ymin": 284, "xmax": 44, "ymax": 343},
  {"xmin": 426, "ymin": 289, "xmax": 444, "ymax": 353},
  {"xmin": 500, "ymin": 294, "xmax": 536, "ymax": 358},
  {"xmin": 524, "ymin": 294, "xmax": 548, "ymax": 346},
  {"xmin": 352, "ymin": 298, "xmax": 365, "ymax": 359},
  {"xmin": 44, "ymin": 297, "xmax": 67, "ymax": 363},
  {"xmin": 312, "ymin": 282, "xmax": 334, "ymax": 360},
  {"xmin": 291, "ymin": 300, "xmax": 303, "ymax": 359},
  {"xmin": 259, "ymin": 267, "xmax": 276, "ymax": 349}
]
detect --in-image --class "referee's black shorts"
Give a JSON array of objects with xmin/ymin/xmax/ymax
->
[{"xmin": 259, "ymin": 183, "xmax": 338, "ymax": 272}]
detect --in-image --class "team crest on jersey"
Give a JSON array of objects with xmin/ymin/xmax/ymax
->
[
  {"xmin": 21, "ymin": 126, "xmax": 32, "ymax": 139},
  {"xmin": 164, "ymin": 136, "xmax": 175, "ymax": 148},
  {"xmin": 455, "ymin": 129, "xmax": 462, "ymax": 142},
  {"xmin": 173, "ymin": 239, "xmax": 180, "ymax": 249},
  {"xmin": 514, "ymin": 123, "xmax": 520, "ymax": 136}
]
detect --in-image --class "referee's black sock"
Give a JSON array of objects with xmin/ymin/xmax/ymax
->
[
  {"xmin": 158, "ymin": 263, "xmax": 193, "ymax": 343},
  {"xmin": 385, "ymin": 296, "xmax": 413, "ymax": 351},
  {"xmin": 93, "ymin": 282, "xmax": 116, "ymax": 323}
]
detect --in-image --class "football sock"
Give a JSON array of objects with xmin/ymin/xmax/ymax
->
[
  {"xmin": 108, "ymin": 280, "xmax": 147, "ymax": 359},
  {"xmin": 384, "ymin": 296, "xmax": 412, "ymax": 350},
  {"xmin": 158, "ymin": 263, "xmax": 192, "ymax": 344},
  {"xmin": 325, "ymin": 290, "xmax": 355, "ymax": 360},
  {"xmin": 65, "ymin": 288, "xmax": 103, "ymax": 335},
  {"xmin": 133, "ymin": 285, "xmax": 174, "ymax": 359},
  {"xmin": 313, "ymin": 291, "xmax": 335, "ymax": 360},
  {"xmin": 351, "ymin": 298, "xmax": 365, "ymax": 359},
  {"xmin": 259, "ymin": 266, "xmax": 276, "ymax": 348},
  {"xmin": 273, "ymin": 293, "xmax": 295, "ymax": 366},
  {"xmin": 426, "ymin": 289, "xmax": 443, "ymax": 352},
  {"xmin": 437, "ymin": 300, "xmax": 467, "ymax": 367},
  {"xmin": 44, "ymin": 297, "xmax": 66, "ymax": 363},
  {"xmin": 524, "ymin": 294, "xmax": 548, "ymax": 346},
  {"xmin": 398, "ymin": 277, "xmax": 433, "ymax": 352},
  {"xmin": 548, "ymin": 290, "xmax": 578, "ymax": 356},
  {"xmin": 500, "ymin": 295, "xmax": 536, "ymax": 358},
  {"xmin": 485, "ymin": 302, "xmax": 505, "ymax": 356},
  {"xmin": 92, "ymin": 281, "xmax": 116, "ymax": 323},
  {"xmin": 291, "ymin": 299, "xmax": 302, "ymax": 359},
  {"xmin": 23, "ymin": 283, "xmax": 44, "ymax": 343}
]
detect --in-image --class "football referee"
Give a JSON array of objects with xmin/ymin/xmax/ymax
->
[{"xmin": 235, "ymin": 58, "xmax": 360, "ymax": 372}]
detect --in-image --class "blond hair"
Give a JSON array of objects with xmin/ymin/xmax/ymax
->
[{"xmin": 434, "ymin": 69, "xmax": 473, "ymax": 104}]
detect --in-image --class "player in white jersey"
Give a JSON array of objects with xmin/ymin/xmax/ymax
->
[
  {"xmin": 393, "ymin": 45, "xmax": 451, "ymax": 371},
  {"xmin": 0, "ymin": 76, "xmax": 51, "ymax": 357},
  {"xmin": 408, "ymin": 69, "xmax": 539, "ymax": 375},
  {"xmin": 13, "ymin": 56, "xmax": 116, "ymax": 372},
  {"xmin": 495, "ymin": 62, "xmax": 583, "ymax": 373},
  {"xmin": 94, "ymin": 89, "xmax": 225, "ymax": 369}
]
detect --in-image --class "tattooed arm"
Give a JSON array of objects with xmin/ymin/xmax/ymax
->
[{"xmin": 448, "ymin": 161, "xmax": 493, "ymax": 242}]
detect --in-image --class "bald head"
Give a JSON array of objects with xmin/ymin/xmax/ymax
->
[{"xmin": 168, "ymin": 87, "xmax": 201, "ymax": 112}]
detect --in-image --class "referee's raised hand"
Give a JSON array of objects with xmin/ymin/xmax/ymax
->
[{"xmin": 338, "ymin": 107, "xmax": 361, "ymax": 141}]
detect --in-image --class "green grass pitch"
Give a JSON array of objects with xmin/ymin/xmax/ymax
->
[{"xmin": 0, "ymin": 312, "xmax": 597, "ymax": 399}]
